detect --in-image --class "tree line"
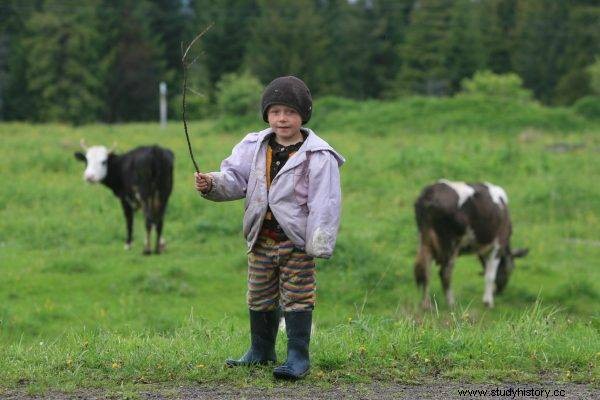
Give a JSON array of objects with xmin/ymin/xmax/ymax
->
[{"xmin": 0, "ymin": 0, "xmax": 598, "ymax": 124}]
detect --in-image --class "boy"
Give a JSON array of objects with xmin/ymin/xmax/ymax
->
[{"xmin": 195, "ymin": 76, "xmax": 344, "ymax": 380}]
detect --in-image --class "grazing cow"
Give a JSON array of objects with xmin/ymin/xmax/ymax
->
[
  {"xmin": 414, "ymin": 180, "xmax": 528, "ymax": 308},
  {"xmin": 74, "ymin": 140, "xmax": 174, "ymax": 255}
]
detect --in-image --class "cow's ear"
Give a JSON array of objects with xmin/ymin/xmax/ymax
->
[
  {"xmin": 512, "ymin": 248, "xmax": 529, "ymax": 258},
  {"xmin": 74, "ymin": 152, "xmax": 86, "ymax": 162}
]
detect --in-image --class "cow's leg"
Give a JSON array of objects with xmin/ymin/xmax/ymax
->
[
  {"xmin": 142, "ymin": 202, "xmax": 153, "ymax": 255},
  {"xmin": 415, "ymin": 240, "xmax": 433, "ymax": 309},
  {"xmin": 154, "ymin": 218, "xmax": 164, "ymax": 254},
  {"xmin": 121, "ymin": 200, "xmax": 134, "ymax": 251},
  {"xmin": 143, "ymin": 218, "xmax": 153, "ymax": 255},
  {"xmin": 482, "ymin": 244, "xmax": 500, "ymax": 308},
  {"xmin": 153, "ymin": 194, "xmax": 167, "ymax": 254},
  {"xmin": 440, "ymin": 253, "xmax": 457, "ymax": 307}
]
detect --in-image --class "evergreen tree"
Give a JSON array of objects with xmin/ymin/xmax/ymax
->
[
  {"xmin": 245, "ymin": 0, "xmax": 332, "ymax": 95},
  {"xmin": 343, "ymin": 0, "xmax": 414, "ymax": 99},
  {"xmin": 148, "ymin": 0, "xmax": 196, "ymax": 108},
  {"xmin": 394, "ymin": 0, "xmax": 454, "ymax": 96},
  {"xmin": 193, "ymin": 0, "xmax": 258, "ymax": 99},
  {"xmin": 444, "ymin": 0, "xmax": 485, "ymax": 92},
  {"xmin": 553, "ymin": 3, "xmax": 600, "ymax": 104},
  {"xmin": 0, "ymin": 0, "xmax": 40, "ymax": 120},
  {"xmin": 98, "ymin": 0, "xmax": 167, "ymax": 122},
  {"xmin": 477, "ymin": 0, "xmax": 517, "ymax": 74},
  {"xmin": 23, "ymin": 0, "xmax": 104, "ymax": 123},
  {"xmin": 512, "ymin": 0, "xmax": 570, "ymax": 103}
]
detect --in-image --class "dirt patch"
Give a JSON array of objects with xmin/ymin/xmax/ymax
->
[
  {"xmin": 545, "ymin": 142, "xmax": 586, "ymax": 153},
  {"xmin": 3, "ymin": 382, "xmax": 598, "ymax": 400}
]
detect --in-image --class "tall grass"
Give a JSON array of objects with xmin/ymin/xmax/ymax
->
[{"xmin": 0, "ymin": 301, "xmax": 597, "ymax": 390}]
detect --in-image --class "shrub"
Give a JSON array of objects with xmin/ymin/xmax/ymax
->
[
  {"xmin": 313, "ymin": 96, "xmax": 360, "ymax": 115},
  {"xmin": 587, "ymin": 57, "xmax": 600, "ymax": 95},
  {"xmin": 216, "ymin": 72, "xmax": 263, "ymax": 117},
  {"xmin": 459, "ymin": 70, "xmax": 533, "ymax": 103},
  {"xmin": 553, "ymin": 68, "xmax": 591, "ymax": 105},
  {"xmin": 171, "ymin": 91, "xmax": 213, "ymax": 121},
  {"xmin": 572, "ymin": 95, "xmax": 600, "ymax": 120}
]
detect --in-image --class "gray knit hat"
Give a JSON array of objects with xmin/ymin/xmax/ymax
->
[{"xmin": 261, "ymin": 76, "xmax": 312, "ymax": 124}]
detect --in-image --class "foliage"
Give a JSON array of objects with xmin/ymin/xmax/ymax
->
[
  {"xmin": 445, "ymin": 0, "xmax": 486, "ymax": 92},
  {"xmin": 322, "ymin": 0, "xmax": 413, "ymax": 99},
  {"xmin": 394, "ymin": 0, "xmax": 453, "ymax": 96},
  {"xmin": 171, "ymin": 91, "xmax": 213, "ymax": 121},
  {"xmin": 244, "ymin": 0, "xmax": 333, "ymax": 96},
  {"xmin": 511, "ymin": 0, "xmax": 570, "ymax": 104},
  {"xmin": 459, "ymin": 70, "xmax": 533, "ymax": 102},
  {"xmin": 477, "ymin": 0, "xmax": 517, "ymax": 75},
  {"xmin": 1, "ymin": 0, "xmax": 600, "ymax": 123},
  {"xmin": 148, "ymin": 0, "xmax": 196, "ymax": 101},
  {"xmin": 553, "ymin": 5, "xmax": 600, "ymax": 105},
  {"xmin": 215, "ymin": 72, "xmax": 263, "ymax": 117},
  {"xmin": 554, "ymin": 68, "xmax": 592, "ymax": 106},
  {"xmin": 588, "ymin": 57, "xmax": 600, "ymax": 95},
  {"xmin": 310, "ymin": 94, "xmax": 588, "ymax": 136},
  {"xmin": 97, "ymin": 0, "xmax": 167, "ymax": 122},
  {"xmin": 22, "ymin": 2, "xmax": 104, "ymax": 124},
  {"xmin": 572, "ymin": 96, "xmax": 600, "ymax": 120},
  {"xmin": 193, "ymin": 0, "xmax": 259, "ymax": 100}
]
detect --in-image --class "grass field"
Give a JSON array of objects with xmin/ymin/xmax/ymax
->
[{"xmin": 0, "ymin": 96, "xmax": 599, "ymax": 393}]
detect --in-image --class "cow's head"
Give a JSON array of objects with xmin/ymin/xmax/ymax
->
[
  {"xmin": 74, "ymin": 139, "xmax": 116, "ymax": 183},
  {"xmin": 495, "ymin": 247, "xmax": 529, "ymax": 293}
]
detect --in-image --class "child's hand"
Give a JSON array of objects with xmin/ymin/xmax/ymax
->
[{"xmin": 194, "ymin": 172, "xmax": 213, "ymax": 193}]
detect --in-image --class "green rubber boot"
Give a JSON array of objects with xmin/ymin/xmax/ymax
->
[
  {"xmin": 225, "ymin": 309, "xmax": 280, "ymax": 367},
  {"xmin": 273, "ymin": 311, "xmax": 312, "ymax": 380}
]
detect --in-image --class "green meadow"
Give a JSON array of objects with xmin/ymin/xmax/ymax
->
[{"xmin": 0, "ymin": 96, "xmax": 599, "ymax": 392}]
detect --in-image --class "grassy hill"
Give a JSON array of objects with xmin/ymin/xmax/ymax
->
[{"xmin": 0, "ymin": 96, "xmax": 598, "ymax": 391}]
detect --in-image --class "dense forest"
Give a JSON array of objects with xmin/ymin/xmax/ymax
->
[{"xmin": 0, "ymin": 0, "xmax": 598, "ymax": 124}]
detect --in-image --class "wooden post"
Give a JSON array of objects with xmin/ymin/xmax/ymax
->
[{"xmin": 159, "ymin": 81, "xmax": 167, "ymax": 128}]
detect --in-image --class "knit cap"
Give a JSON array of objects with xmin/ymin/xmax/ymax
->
[{"xmin": 261, "ymin": 76, "xmax": 312, "ymax": 124}]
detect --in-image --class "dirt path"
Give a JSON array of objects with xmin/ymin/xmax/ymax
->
[{"xmin": 3, "ymin": 382, "xmax": 598, "ymax": 400}]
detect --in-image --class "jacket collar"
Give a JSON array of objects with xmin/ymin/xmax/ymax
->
[{"xmin": 258, "ymin": 128, "xmax": 345, "ymax": 177}]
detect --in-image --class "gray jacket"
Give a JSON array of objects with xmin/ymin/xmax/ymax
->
[{"xmin": 202, "ymin": 128, "xmax": 344, "ymax": 258}]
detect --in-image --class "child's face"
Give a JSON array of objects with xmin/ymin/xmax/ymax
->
[{"xmin": 267, "ymin": 104, "xmax": 303, "ymax": 145}]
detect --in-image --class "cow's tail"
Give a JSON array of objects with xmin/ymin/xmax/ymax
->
[
  {"xmin": 414, "ymin": 189, "xmax": 441, "ymax": 286},
  {"xmin": 148, "ymin": 147, "xmax": 174, "ymax": 218}
]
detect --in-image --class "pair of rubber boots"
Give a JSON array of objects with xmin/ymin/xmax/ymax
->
[{"xmin": 226, "ymin": 309, "xmax": 311, "ymax": 380}]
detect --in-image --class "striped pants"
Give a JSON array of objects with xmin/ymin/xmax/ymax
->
[{"xmin": 247, "ymin": 235, "xmax": 316, "ymax": 312}]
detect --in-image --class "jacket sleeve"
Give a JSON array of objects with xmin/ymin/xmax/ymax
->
[
  {"xmin": 305, "ymin": 150, "xmax": 342, "ymax": 258},
  {"xmin": 201, "ymin": 133, "xmax": 257, "ymax": 202}
]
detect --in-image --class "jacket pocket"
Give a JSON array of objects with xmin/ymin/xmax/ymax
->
[
  {"xmin": 244, "ymin": 170, "xmax": 259, "ymax": 210},
  {"xmin": 293, "ymin": 163, "xmax": 309, "ymax": 207}
]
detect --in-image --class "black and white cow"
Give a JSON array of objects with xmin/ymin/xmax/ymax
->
[
  {"xmin": 74, "ymin": 140, "xmax": 174, "ymax": 255},
  {"xmin": 414, "ymin": 180, "xmax": 528, "ymax": 308}
]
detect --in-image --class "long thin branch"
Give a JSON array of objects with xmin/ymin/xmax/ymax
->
[
  {"xmin": 182, "ymin": 23, "xmax": 214, "ymax": 173},
  {"xmin": 182, "ymin": 23, "xmax": 213, "ymax": 66}
]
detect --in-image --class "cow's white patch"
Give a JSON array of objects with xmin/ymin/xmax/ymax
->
[
  {"xmin": 482, "ymin": 240, "xmax": 500, "ymax": 308},
  {"xmin": 439, "ymin": 179, "xmax": 475, "ymax": 207},
  {"xmin": 83, "ymin": 146, "xmax": 109, "ymax": 183},
  {"xmin": 484, "ymin": 182, "xmax": 508, "ymax": 207}
]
